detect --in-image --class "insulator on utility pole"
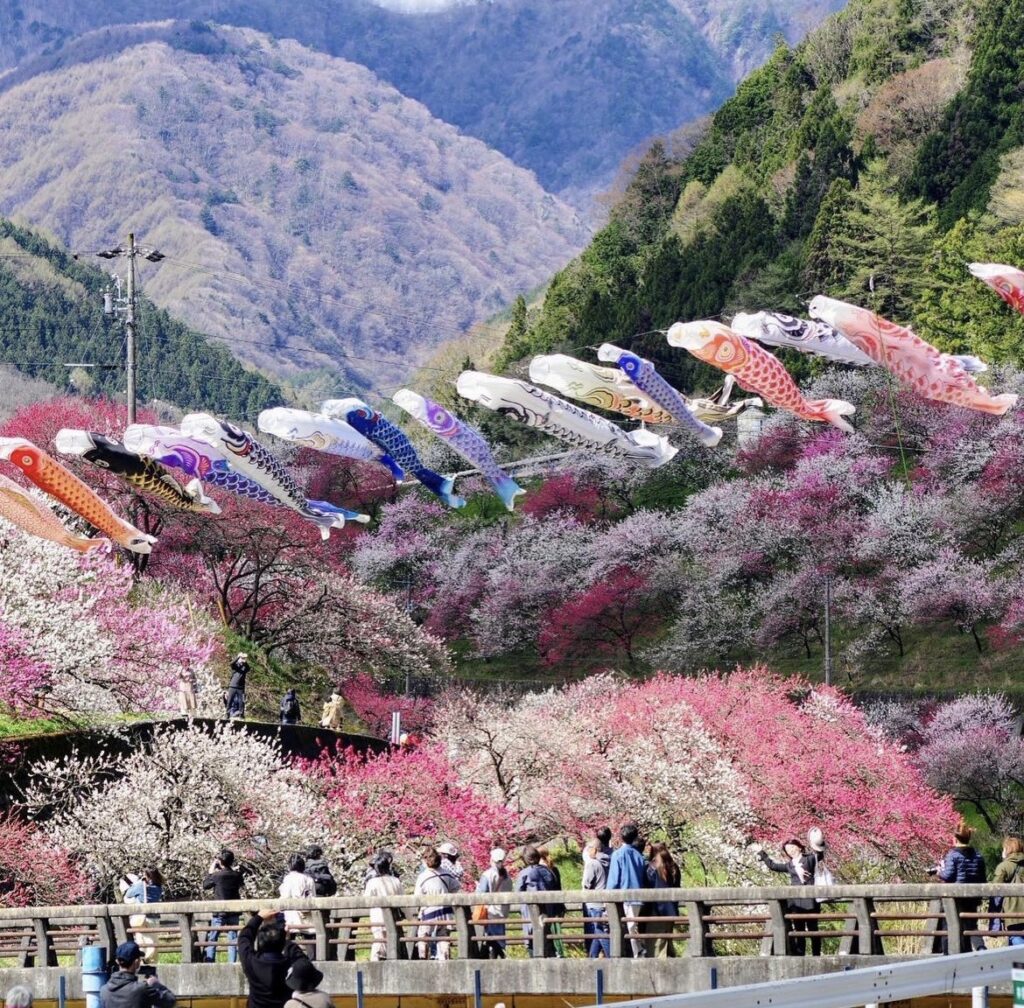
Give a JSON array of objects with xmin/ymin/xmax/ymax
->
[{"xmin": 97, "ymin": 234, "xmax": 160, "ymax": 428}]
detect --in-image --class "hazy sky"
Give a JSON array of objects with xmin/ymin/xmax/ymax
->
[{"xmin": 369, "ymin": 0, "xmax": 479, "ymax": 11}]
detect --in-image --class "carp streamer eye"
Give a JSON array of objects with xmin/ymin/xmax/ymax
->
[{"xmin": 715, "ymin": 340, "xmax": 741, "ymax": 366}]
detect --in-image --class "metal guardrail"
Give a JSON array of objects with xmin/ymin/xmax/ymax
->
[
  {"xmin": 0, "ymin": 883, "xmax": 1019, "ymax": 966},
  {"xmin": 594, "ymin": 945, "xmax": 1023, "ymax": 1008}
]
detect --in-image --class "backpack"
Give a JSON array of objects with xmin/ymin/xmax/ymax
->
[
  {"xmin": 813, "ymin": 855, "xmax": 834, "ymax": 902},
  {"xmin": 306, "ymin": 860, "xmax": 337, "ymax": 897}
]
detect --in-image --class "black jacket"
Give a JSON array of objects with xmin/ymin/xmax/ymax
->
[
  {"xmin": 238, "ymin": 913, "xmax": 308, "ymax": 1008},
  {"xmin": 229, "ymin": 659, "xmax": 249, "ymax": 691},
  {"xmin": 202, "ymin": 867, "xmax": 246, "ymax": 901},
  {"xmin": 760, "ymin": 850, "xmax": 822, "ymax": 911},
  {"xmin": 100, "ymin": 972, "xmax": 175, "ymax": 1008}
]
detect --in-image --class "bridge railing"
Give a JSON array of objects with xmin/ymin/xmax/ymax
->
[{"xmin": 0, "ymin": 884, "xmax": 1016, "ymax": 966}]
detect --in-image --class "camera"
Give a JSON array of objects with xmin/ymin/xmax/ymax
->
[
  {"xmin": 926, "ymin": 867, "xmax": 939, "ymax": 875},
  {"xmin": 138, "ymin": 965, "xmax": 157, "ymax": 978}
]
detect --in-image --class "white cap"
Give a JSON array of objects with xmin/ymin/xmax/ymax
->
[
  {"xmin": 436, "ymin": 841, "xmax": 458, "ymax": 857},
  {"xmin": 490, "ymin": 847, "xmax": 506, "ymax": 863}
]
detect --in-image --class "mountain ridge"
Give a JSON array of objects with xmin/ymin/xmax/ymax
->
[
  {"xmin": 0, "ymin": 0, "xmax": 844, "ymax": 197},
  {"xmin": 0, "ymin": 20, "xmax": 589, "ymax": 390}
]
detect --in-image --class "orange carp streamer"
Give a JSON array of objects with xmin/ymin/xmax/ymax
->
[
  {"xmin": 667, "ymin": 320, "xmax": 856, "ymax": 432},
  {"xmin": 0, "ymin": 471, "xmax": 103, "ymax": 552},
  {"xmin": 0, "ymin": 437, "xmax": 156, "ymax": 554}
]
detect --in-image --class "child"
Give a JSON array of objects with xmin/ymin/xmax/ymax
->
[{"xmin": 284, "ymin": 959, "xmax": 331, "ymax": 1008}]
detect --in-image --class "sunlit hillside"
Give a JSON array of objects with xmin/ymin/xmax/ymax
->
[{"xmin": 0, "ymin": 21, "xmax": 590, "ymax": 388}]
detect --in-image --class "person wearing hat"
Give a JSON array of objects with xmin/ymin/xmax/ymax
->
[
  {"xmin": 225, "ymin": 653, "xmax": 250, "ymax": 719},
  {"xmin": 435, "ymin": 842, "xmax": 464, "ymax": 888},
  {"xmin": 99, "ymin": 942, "xmax": 176, "ymax": 1008},
  {"xmin": 237, "ymin": 909, "xmax": 311, "ymax": 1008},
  {"xmin": 283, "ymin": 959, "xmax": 331, "ymax": 1008},
  {"xmin": 5, "ymin": 987, "xmax": 32, "ymax": 1008},
  {"xmin": 475, "ymin": 847, "xmax": 513, "ymax": 959},
  {"xmin": 364, "ymin": 850, "xmax": 404, "ymax": 961}
]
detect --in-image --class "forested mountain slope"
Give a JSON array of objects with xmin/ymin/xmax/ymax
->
[
  {"xmin": 0, "ymin": 21, "xmax": 588, "ymax": 390},
  {"xmin": 494, "ymin": 0, "xmax": 1024, "ymax": 385},
  {"xmin": 0, "ymin": 0, "xmax": 844, "ymax": 197},
  {"xmin": 0, "ymin": 218, "xmax": 283, "ymax": 416}
]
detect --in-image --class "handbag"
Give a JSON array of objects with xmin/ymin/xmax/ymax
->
[{"xmin": 471, "ymin": 902, "xmax": 489, "ymax": 923}]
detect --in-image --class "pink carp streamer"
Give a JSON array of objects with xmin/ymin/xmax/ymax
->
[
  {"xmin": 969, "ymin": 262, "xmax": 1024, "ymax": 316},
  {"xmin": 809, "ymin": 296, "xmax": 1018, "ymax": 416},
  {"xmin": 666, "ymin": 321, "xmax": 856, "ymax": 432},
  {"xmin": 0, "ymin": 437, "xmax": 155, "ymax": 553},
  {"xmin": 0, "ymin": 471, "xmax": 102, "ymax": 552}
]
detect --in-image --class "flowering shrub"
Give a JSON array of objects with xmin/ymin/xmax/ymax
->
[
  {"xmin": 0, "ymin": 812, "xmax": 91, "ymax": 907},
  {"xmin": 309, "ymin": 741, "xmax": 525, "ymax": 881},
  {"xmin": 340, "ymin": 673, "xmax": 435, "ymax": 736},
  {"xmin": 435, "ymin": 668, "xmax": 954, "ymax": 881},
  {"xmin": 0, "ymin": 530, "xmax": 220, "ymax": 715}
]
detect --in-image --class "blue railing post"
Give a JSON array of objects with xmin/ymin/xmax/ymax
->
[
  {"xmin": 596, "ymin": 967, "xmax": 604, "ymax": 1005},
  {"xmin": 356, "ymin": 969, "xmax": 364, "ymax": 1008},
  {"xmin": 474, "ymin": 969, "xmax": 482, "ymax": 1008}
]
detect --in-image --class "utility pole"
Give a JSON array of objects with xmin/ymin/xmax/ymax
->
[
  {"xmin": 823, "ymin": 574, "xmax": 832, "ymax": 687},
  {"xmin": 98, "ymin": 233, "xmax": 164, "ymax": 425},
  {"xmin": 125, "ymin": 232, "xmax": 137, "ymax": 425}
]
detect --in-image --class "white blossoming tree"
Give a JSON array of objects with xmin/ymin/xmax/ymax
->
[
  {"xmin": 0, "ymin": 529, "xmax": 222, "ymax": 717},
  {"xmin": 22, "ymin": 720, "xmax": 359, "ymax": 898}
]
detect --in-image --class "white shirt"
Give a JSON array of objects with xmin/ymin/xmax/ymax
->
[
  {"xmin": 365, "ymin": 872, "xmax": 404, "ymax": 925},
  {"xmin": 280, "ymin": 870, "xmax": 316, "ymax": 927}
]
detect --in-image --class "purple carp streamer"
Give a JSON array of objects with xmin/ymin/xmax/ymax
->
[
  {"xmin": 596, "ymin": 343, "xmax": 722, "ymax": 447},
  {"xmin": 455, "ymin": 371, "xmax": 677, "ymax": 467},
  {"xmin": 392, "ymin": 389, "xmax": 524, "ymax": 511}
]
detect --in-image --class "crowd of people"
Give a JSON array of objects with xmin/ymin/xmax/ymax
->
[
  {"xmin": 107, "ymin": 821, "xmax": 823, "ymax": 964},
  {"xmin": 111, "ymin": 816, "xmax": 1024, "ymax": 968},
  {"xmin": 9, "ymin": 816, "xmax": 1024, "ymax": 1008}
]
